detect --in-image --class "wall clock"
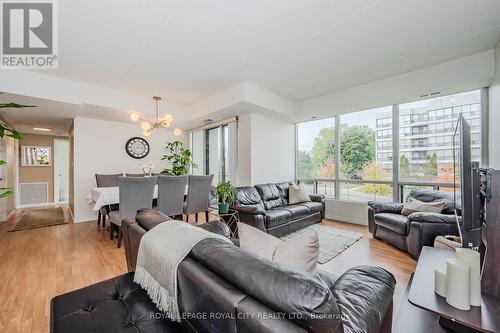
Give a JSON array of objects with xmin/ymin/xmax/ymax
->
[{"xmin": 125, "ymin": 137, "xmax": 150, "ymax": 159}]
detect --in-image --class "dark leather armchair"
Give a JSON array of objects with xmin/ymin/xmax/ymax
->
[
  {"xmin": 368, "ymin": 189, "xmax": 460, "ymax": 259},
  {"xmin": 231, "ymin": 182, "xmax": 326, "ymax": 237}
]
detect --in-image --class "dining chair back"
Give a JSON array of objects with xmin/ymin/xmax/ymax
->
[
  {"xmin": 125, "ymin": 173, "xmax": 144, "ymax": 177},
  {"xmin": 157, "ymin": 175, "xmax": 188, "ymax": 216},
  {"xmin": 118, "ymin": 176, "xmax": 157, "ymax": 221},
  {"xmin": 184, "ymin": 174, "xmax": 214, "ymax": 216},
  {"xmin": 95, "ymin": 173, "xmax": 122, "ymax": 187}
]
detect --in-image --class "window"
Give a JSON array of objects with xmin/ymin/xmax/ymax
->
[
  {"xmin": 206, "ymin": 125, "xmax": 230, "ymax": 185},
  {"xmin": 399, "ymin": 90, "xmax": 481, "ymax": 183},
  {"xmin": 296, "ymin": 117, "xmax": 336, "ymax": 180},
  {"xmin": 339, "ymin": 106, "xmax": 393, "ymax": 202},
  {"xmin": 295, "ymin": 89, "xmax": 484, "ymax": 203},
  {"xmin": 190, "ymin": 119, "xmax": 238, "ymax": 185}
]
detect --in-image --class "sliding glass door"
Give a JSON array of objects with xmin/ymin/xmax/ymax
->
[{"xmin": 206, "ymin": 125, "xmax": 229, "ymax": 185}]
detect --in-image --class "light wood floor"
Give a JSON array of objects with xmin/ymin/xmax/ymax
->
[{"xmin": 0, "ymin": 208, "xmax": 416, "ymax": 332}]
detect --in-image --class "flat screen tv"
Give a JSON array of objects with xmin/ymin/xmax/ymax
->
[{"xmin": 453, "ymin": 114, "xmax": 482, "ymax": 248}]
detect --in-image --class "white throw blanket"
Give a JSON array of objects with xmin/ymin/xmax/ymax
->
[{"xmin": 134, "ymin": 220, "xmax": 231, "ymax": 321}]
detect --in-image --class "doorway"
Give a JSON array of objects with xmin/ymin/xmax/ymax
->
[
  {"xmin": 205, "ymin": 125, "xmax": 229, "ymax": 185},
  {"xmin": 54, "ymin": 139, "xmax": 69, "ymax": 204}
]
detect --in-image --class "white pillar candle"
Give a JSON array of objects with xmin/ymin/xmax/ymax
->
[
  {"xmin": 434, "ymin": 266, "xmax": 447, "ymax": 297},
  {"xmin": 446, "ymin": 258, "xmax": 470, "ymax": 311},
  {"xmin": 456, "ymin": 248, "xmax": 481, "ymax": 307}
]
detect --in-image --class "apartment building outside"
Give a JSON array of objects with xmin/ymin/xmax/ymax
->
[{"xmin": 375, "ymin": 91, "xmax": 481, "ymax": 178}]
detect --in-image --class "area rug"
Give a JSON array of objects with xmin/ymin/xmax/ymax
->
[
  {"xmin": 10, "ymin": 207, "xmax": 68, "ymax": 232},
  {"xmin": 280, "ymin": 224, "xmax": 363, "ymax": 264}
]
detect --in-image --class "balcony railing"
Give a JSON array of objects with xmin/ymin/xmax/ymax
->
[{"xmin": 297, "ymin": 178, "xmax": 456, "ymax": 203}]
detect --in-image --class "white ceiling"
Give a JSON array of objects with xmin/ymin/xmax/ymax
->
[
  {"xmin": 0, "ymin": 93, "xmax": 78, "ymax": 135},
  {"xmin": 40, "ymin": 0, "xmax": 500, "ymax": 106}
]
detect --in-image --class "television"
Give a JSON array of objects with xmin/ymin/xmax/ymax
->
[{"xmin": 453, "ymin": 114, "xmax": 483, "ymax": 248}]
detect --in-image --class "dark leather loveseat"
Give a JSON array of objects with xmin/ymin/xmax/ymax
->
[
  {"xmin": 231, "ymin": 182, "xmax": 325, "ymax": 237},
  {"xmin": 51, "ymin": 209, "xmax": 395, "ymax": 333},
  {"xmin": 368, "ymin": 189, "xmax": 460, "ymax": 259}
]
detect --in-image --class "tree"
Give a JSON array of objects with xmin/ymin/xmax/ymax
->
[
  {"xmin": 425, "ymin": 153, "xmax": 438, "ymax": 180},
  {"xmin": 361, "ymin": 161, "xmax": 392, "ymax": 196},
  {"xmin": 297, "ymin": 150, "xmax": 314, "ymax": 179},
  {"xmin": 433, "ymin": 163, "xmax": 455, "ymax": 192},
  {"xmin": 340, "ymin": 125, "xmax": 375, "ymax": 179},
  {"xmin": 317, "ymin": 158, "xmax": 336, "ymax": 178},
  {"xmin": 310, "ymin": 127, "xmax": 335, "ymax": 175},
  {"xmin": 400, "ymin": 155, "xmax": 410, "ymax": 179}
]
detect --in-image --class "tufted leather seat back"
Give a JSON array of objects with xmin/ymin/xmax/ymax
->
[
  {"xmin": 276, "ymin": 182, "xmax": 291, "ymax": 205},
  {"xmin": 234, "ymin": 186, "xmax": 266, "ymax": 210},
  {"xmin": 255, "ymin": 183, "xmax": 284, "ymax": 210},
  {"xmin": 408, "ymin": 189, "xmax": 459, "ymax": 214}
]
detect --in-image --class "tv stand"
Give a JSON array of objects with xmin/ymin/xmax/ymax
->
[{"xmin": 406, "ymin": 247, "xmax": 500, "ymax": 333}]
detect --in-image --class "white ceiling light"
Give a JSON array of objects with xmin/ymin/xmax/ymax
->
[
  {"xmin": 33, "ymin": 127, "xmax": 52, "ymax": 132},
  {"xmin": 130, "ymin": 96, "xmax": 182, "ymax": 136}
]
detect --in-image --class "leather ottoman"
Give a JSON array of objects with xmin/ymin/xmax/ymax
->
[{"xmin": 50, "ymin": 272, "xmax": 189, "ymax": 333}]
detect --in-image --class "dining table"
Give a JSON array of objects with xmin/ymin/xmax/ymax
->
[{"xmin": 87, "ymin": 185, "xmax": 160, "ymax": 211}]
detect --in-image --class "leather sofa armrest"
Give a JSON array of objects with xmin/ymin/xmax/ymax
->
[
  {"xmin": 309, "ymin": 194, "xmax": 325, "ymax": 202},
  {"xmin": 407, "ymin": 220, "xmax": 460, "ymax": 259},
  {"xmin": 122, "ymin": 218, "xmax": 146, "ymax": 272},
  {"xmin": 407, "ymin": 212, "xmax": 457, "ymax": 224},
  {"xmin": 368, "ymin": 201, "xmax": 404, "ymax": 214},
  {"xmin": 332, "ymin": 266, "xmax": 395, "ymax": 333},
  {"xmin": 231, "ymin": 204, "xmax": 266, "ymax": 215},
  {"xmin": 368, "ymin": 207, "xmax": 377, "ymax": 235}
]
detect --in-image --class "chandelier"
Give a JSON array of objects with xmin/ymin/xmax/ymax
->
[{"xmin": 130, "ymin": 96, "xmax": 182, "ymax": 137}]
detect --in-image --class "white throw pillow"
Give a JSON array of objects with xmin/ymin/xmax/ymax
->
[
  {"xmin": 237, "ymin": 222, "xmax": 319, "ymax": 273},
  {"xmin": 401, "ymin": 197, "xmax": 445, "ymax": 216},
  {"xmin": 288, "ymin": 183, "xmax": 312, "ymax": 204}
]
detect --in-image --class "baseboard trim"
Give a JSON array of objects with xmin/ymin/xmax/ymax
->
[{"xmin": 17, "ymin": 202, "xmax": 56, "ymax": 209}]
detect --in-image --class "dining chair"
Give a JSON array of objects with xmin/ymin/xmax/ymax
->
[
  {"xmin": 183, "ymin": 174, "xmax": 214, "ymax": 223},
  {"xmin": 109, "ymin": 176, "xmax": 157, "ymax": 247},
  {"xmin": 157, "ymin": 175, "xmax": 188, "ymax": 218},
  {"xmin": 95, "ymin": 173, "xmax": 122, "ymax": 229},
  {"xmin": 126, "ymin": 173, "xmax": 159, "ymax": 177}
]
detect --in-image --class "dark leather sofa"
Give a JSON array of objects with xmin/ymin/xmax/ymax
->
[
  {"xmin": 231, "ymin": 182, "xmax": 325, "ymax": 237},
  {"xmin": 51, "ymin": 209, "xmax": 395, "ymax": 333},
  {"xmin": 368, "ymin": 189, "xmax": 460, "ymax": 259}
]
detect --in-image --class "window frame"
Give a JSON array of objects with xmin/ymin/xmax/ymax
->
[{"xmin": 295, "ymin": 88, "xmax": 489, "ymax": 203}]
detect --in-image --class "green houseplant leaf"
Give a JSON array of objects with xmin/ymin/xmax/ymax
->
[
  {"xmin": 0, "ymin": 100, "xmax": 33, "ymax": 198},
  {"xmin": 161, "ymin": 140, "xmax": 198, "ymax": 175},
  {"xmin": 216, "ymin": 181, "xmax": 235, "ymax": 214}
]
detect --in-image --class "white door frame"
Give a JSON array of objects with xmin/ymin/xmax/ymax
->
[{"xmin": 54, "ymin": 138, "xmax": 69, "ymax": 204}]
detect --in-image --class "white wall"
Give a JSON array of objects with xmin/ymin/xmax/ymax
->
[
  {"xmin": 489, "ymin": 39, "xmax": 500, "ymax": 169},
  {"xmin": 250, "ymin": 113, "xmax": 295, "ymax": 184},
  {"xmin": 72, "ymin": 117, "xmax": 186, "ymax": 222},
  {"xmin": 237, "ymin": 113, "xmax": 252, "ymax": 186},
  {"xmin": 297, "ymin": 50, "xmax": 495, "ymax": 121}
]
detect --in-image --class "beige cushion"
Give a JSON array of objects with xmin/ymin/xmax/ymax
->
[
  {"xmin": 401, "ymin": 197, "xmax": 444, "ymax": 216},
  {"xmin": 237, "ymin": 222, "xmax": 319, "ymax": 273},
  {"xmin": 288, "ymin": 183, "xmax": 312, "ymax": 204},
  {"xmin": 238, "ymin": 221, "xmax": 282, "ymax": 259}
]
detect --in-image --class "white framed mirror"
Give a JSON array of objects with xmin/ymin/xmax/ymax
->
[{"xmin": 21, "ymin": 145, "xmax": 52, "ymax": 166}]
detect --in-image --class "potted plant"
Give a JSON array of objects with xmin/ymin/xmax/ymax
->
[
  {"xmin": 161, "ymin": 141, "xmax": 198, "ymax": 175},
  {"xmin": 216, "ymin": 181, "xmax": 235, "ymax": 214},
  {"xmin": 0, "ymin": 100, "xmax": 30, "ymax": 198}
]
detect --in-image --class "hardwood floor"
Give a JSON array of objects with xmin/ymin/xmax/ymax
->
[
  {"xmin": 0, "ymin": 207, "xmax": 127, "ymax": 333},
  {"xmin": 319, "ymin": 219, "xmax": 416, "ymax": 316},
  {"xmin": 0, "ymin": 210, "xmax": 416, "ymax": 332}
]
